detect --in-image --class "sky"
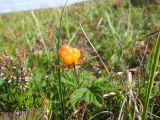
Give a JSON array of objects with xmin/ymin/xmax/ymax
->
[{"xmin": 0, "ymin": 0, "xmax": 88, "ymax": 14}]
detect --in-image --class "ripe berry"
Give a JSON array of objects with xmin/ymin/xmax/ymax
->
[{"xmin": 58, "ymin": 45, "xmax": 82, "ymax": 65}]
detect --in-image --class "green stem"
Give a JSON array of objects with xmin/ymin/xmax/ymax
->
[
  {"xmin": 142, "ymin": 32, "xmax": 160, "ymax": 120},
  {"xmin": 56, "ymin": 0, "xmax": 68, "ymax": 119},
  {"xmin": 73, "ymin": 64, "xmax": 80, "ymax": 88}
]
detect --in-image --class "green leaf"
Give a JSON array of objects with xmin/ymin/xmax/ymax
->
[
  {"xmin": 41, "ymin": 81, "xmax": 47, "ymax": 87},
  {"xmin": 71, "ymin": 88, "xmax": 87, "ymax": 106},
  {"xmin": 79, "ymin": 71, "xmax": 92, "ymax": 88},
  {"xmin": 0, "ymin": 77, "xmax": 4, "ymax": 86},
  {"xmin": 93, "ymin": 79, "xmax": 114, "ymax": 91},
  {"xmin": 61, "ymin": 71, "xmax": 77, "ymax": 87},
  {"xmin": 61, "ymin": 77, "xmax": 76, "ymax": 88},
  {"xmin": 110, "ymin": 54, "xmax": 119, "ymax": 65},
  {"xmin": 84, "ymin": 89, "xmax": 102, "ymax": 107},
  {"xmin": 70, "ymin": 88, "xmax": 102, "ymax": 107}
]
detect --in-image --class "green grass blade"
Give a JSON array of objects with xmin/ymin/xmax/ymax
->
[
  {"xmin": 56, "ymin": 0, "xmax": 68, "ymax": 119},
  {"xmin": 31, "ymin": 11, "xmax": 48, "ymax": 55},
  {"xmin": 142, "ymin": 32, "xmax": 160, "ymax": 120}
]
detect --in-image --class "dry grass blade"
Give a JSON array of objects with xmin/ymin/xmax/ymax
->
[
  {"xmin": 118, "ymin": 96, "xmax": 127, "ymax": 120},
  {"xmin": 127, "ymin": 70, "xmax": 141, "ymax": 120},
  {"xmin": 89, "ymin": 111, "xmax": 113, "ymax": 120},
  {"xmin": 80, "ymin": 23, "xmax": 110, "ymax": 75}
]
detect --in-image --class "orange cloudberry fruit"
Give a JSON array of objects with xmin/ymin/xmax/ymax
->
[{"xmin": 58, "ymin": 45, "xmax": 82, "ymax": 65}]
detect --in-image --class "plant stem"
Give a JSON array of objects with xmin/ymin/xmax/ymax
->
[
  {"xmin": 73, "ymin": 64, "xmax": 80, "ymax": 88},
  {"xmin": 142, "ymin": 32, "xmax": 160, "ymax": 120},
  {"xmin": 56, "ymin": 0, "xmax": 68, "ymax": 119}
]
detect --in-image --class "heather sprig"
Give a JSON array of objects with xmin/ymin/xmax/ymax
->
[
  {"xmin": 0, "ymin": 50, "xmax": 33, "ymax": 112},
  {"xmin": 0, "ymin": 50, "xmax": 31, "ymax": 90}
]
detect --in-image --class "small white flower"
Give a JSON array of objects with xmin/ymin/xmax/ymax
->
[
  {"xmin": 25, "ymin": 77, "xmax": 29, "ymax": 81},
  {"xmin": 24, "ymin": 85, "xmax": 28, "ymax": 88},
  {"xmin": 13, "ymin": 76, "xmax": 16, "ymax": 79},
  {"xmin": 21, "ymin": 77, "xmax": 25, "ymax": 80},
  {"xmin": 19, "ymin": 86, "xmax": 22, "ymax": 89},
  {"xmin": 22, "ymin": 86, "xmax": 28, "ymax": 90},
  {"xmin": 18, "ymin": 77, "xmax": 21, "ymax": 81},
  {"xmin": 0, "ymin": 73, "xmax": 4, "ymax": 76},
  {"xmin": 13, "ymin": 67, "xmax": 16, "ymax": 69},
  {"xmin": 8, "ymin": 80, "xmax": 12, "ymax": 83},
  {"xmin": 1, "ymin": 66, "xmax": 5, "ymax": 70}
]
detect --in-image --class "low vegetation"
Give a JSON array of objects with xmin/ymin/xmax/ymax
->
[{"xmin": 0, "ymin": 0, "xmax": 160, "ymax": 119}]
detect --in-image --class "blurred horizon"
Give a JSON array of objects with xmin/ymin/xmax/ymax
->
[{"xmin": 0, "ymin": 0, "xmax": 89, "ymax": 14}]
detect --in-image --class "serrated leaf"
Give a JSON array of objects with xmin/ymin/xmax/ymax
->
[
  {"xmin": 110, "ymin": 54, "xmax": 119, "ymax": 65},
  {"xmin": 79, "ymin": 71, "xmax": 92, "ymax": 88},
  {"xmin": 61, "ymin": 71, "xmax": 77, "ymax": 87},
  {"xmin": 41, "ymin": 81, "xmax": 47, "ymax": 87},
  {"xmin": 84, "ymin": 89, "xmax": 102, "ymax": 107},
  {"xmin": 61, "ymin": 77, "xmax": 76, "ymax": 87},
  {"xmin": 93, "ymin": 79, "xmax": 114, "ymax": 91},
  {"xmin": 71, "ymin": 88, "xmax": 87, "ymax": 106},
  {"xmin": 71, "ymin": 88, "xmax": 102, "ymax": 107}
]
